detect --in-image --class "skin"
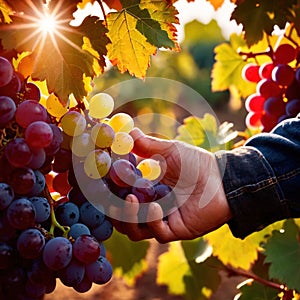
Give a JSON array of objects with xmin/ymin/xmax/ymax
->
[{"xmin": 110, "ymin": 128, "xmax": 232, "ymax": 243}]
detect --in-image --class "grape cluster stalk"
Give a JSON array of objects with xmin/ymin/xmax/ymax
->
[
  {"xmin": 0, "ymin": 56, "xmax": 175, "ymax": 299},
  {"xmin": 241, "ymin": 42, "xmax": 300, "ymax": 132}
]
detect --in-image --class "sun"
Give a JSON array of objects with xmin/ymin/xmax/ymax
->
[{"xmin": 37, "ymin": 12, "xmax": 58, "ymax": 35}]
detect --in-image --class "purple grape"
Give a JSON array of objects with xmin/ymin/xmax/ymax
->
[
  {"xmin": 0, "ymin": 95, "xmax": 16, "ymax": 127},
  {"xmin": 27, "ymin": 170, "xmax": 46, "ymax": 196},
  {"xmin": 42, "ymin": 237, "xmax": 72, "ymax": 270},
  {"xmin": 55, "ymin": 202, "xmax": 80, "ymax": 226},
  {"xmin": 25, "ymin": 280, "xmax": 46, "ymax": 298},
  {"xmin": 52, "ymin": 148, "xmax": 72, "ymax": 173},
  {"xmin": 155, "ymin": 183, "xmax": 176, "ymax": 212},
  {"xmin": 0, "ymin": 56, "xmax": 14, "ymax": 87},
  {"xmin": 27, "ymin": 258, "xmax": 55, "ymax": 286},
  {"xmin": 73, "ymin": 275, "xmax": 92, "ymax": 293},
  {"xmin": 44, "ymin": 124, "xmax": 63, "ymax": 156},
  {"xmin": 109, "ymin": 159, "xmax": 137, "ymax": 187},
  {"xmin": 17, "ymin": 228, "xmax": 45, "ymax": 259},
  {"xmin": 29, "ymin": 196, "xmax": 50, "ymax": 223},
  {"xmin": 57, "ymin": 258, "xmax": 85, "ymax": 287},
  {"xmin": 5, "ymin": 138, "xmax": 33, "ymax": 168},
  {"xmin": 7, "ymin": 198, "xmax": 36, "ymax": 229},
  {"xmin": 23, "ymin": 82, "xmax": 41, "ymax": 101},
  {"xmin": 25, "ymin": 121, "xmax": 53, "ymax": 149},
  {"xmin": 132, "ymin": 177, "xmax": 157, "ymax": 203},
  {"xmin": 79, "ymin": 202, "xmax": 105, "ymax": 229},
  {"xmin": 0, "ymin": 182, "xmax": 14, "ymax": 210},
  {"xmin": 8, "ymin": 167, "xmax": 36, "ymax": 195},
  {"xmin": 91, "ymin": 219, "xmax": 113, "ymax": 242},
  {"xmin": 27, "ymin": 147, "xmax": 46, "ymax": 170},
  {"xmin": 73, "ymin": 234, "xmax": 100, "ymax": 264},
  {"xmin": 263, "ymin": 96, "xmax": 286, "ymax": 118},
  {"xmin": 68, "ymin": 223, "xmax": 90, "ymax": 240},
  {"xmin": 272, "ymin": 64, "xmax": 295, "ymax": 86},
  {"xmin": 0, "ymin": 242, "xmax": 15, "ymax": 269},
  {"xmin": 85, "ymin": 256, "xmax": 113, "ymax": 284},
  {"xmin": 0, "ymin": 71, "xmax": 22, "ymax": 98},
  {"xmin": 286, "ymin": 98, "xmax": 300, "ymax": 116}
]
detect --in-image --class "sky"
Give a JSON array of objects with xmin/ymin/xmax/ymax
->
[{"xmin": 72, "ymin": 0, "xmax": 242, "ymax": 42}]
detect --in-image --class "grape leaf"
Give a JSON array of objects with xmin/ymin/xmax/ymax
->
[
  {"xmin": 211, "ymin": 38, "xmax": 256, "ymax": 98},
  {"xmin": 106, "ymin": 8, "xmax": 156, "ymax": 78},
  {"xmin": 264, "ymin": 219, "xmax": 300, "ymax": 292},
  {"xmin": 231, "ymin": 0, "xmax": 297, "ymax": 46},
  {"xmin": 205, "ymin": 221, "xmax": 284, "ymax": 270},
  {"xmin": 238, "ymin": 281, "xmax": 279, "ymax": 300},
  {"xmin": 0, "ymin": 0, "xmax": 12, "ymax": 23},
  {"xmin": 140, "ymin": 0, "xmax": 179, "ymax": 50},
  {"xmin": 104, "ymin": 230, "xmax": 149, "ymax": 285}
]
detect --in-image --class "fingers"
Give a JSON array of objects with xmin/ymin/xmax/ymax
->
[{"xmin": 130, "ymin": 128, "xmax": 173, "ymax": 158}]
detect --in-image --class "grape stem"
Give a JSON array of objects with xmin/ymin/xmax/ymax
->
[
  {"xmin": 42, "ymin": 185, "xmax": 70, "ymax": 238},
  {"xmin": 99, "ymin": 0, "xmax": 107, "ymax": 24}
]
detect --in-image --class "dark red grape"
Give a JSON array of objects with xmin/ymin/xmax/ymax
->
[
  {"xmin": 0, "ymin": 57, "xmax": 14, "ymax": 87},
  {"xmin": 23, "ymin": 82, "xmax": 41, "ymax": 101},
  {"xmin": 132, "ymin": 177, "xmax": 157, "ymax": 203},
  {"xmin": 109, "ymin": 159, "xmax": 137, "ymax": 187},
  {"xmin": 273, "ymin": 43, "xmax": 297, "ymax": 64},
  {"xmin": 257, "ymin": 79, "xmax": 282, "ymax": 99},
  {"xmin": 73, "ymin": 234, "xmax": 100, "ymax": 264},
  {"xmin": 0, "ymin": 95, "xmax": 16, "ymax": 126},
  {"xmin": 272, "ymin": 64, "xmax": 295, "ymax": 86},
  {"xmin": 8, "ymin": 167, "xmax": 36, "ymax": 195}
]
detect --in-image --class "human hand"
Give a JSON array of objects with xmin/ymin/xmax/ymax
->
[{"xmin": 110, "ymin": 128, "xmax": 232, "ymax": 243}]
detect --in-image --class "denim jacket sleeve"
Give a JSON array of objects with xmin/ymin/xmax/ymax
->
[{"xmin": 215, "ymin": 116, "xmax": 300, "ymax": 238}]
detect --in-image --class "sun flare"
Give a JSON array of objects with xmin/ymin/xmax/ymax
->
[{"xmin": 37, "ymin": 13, "xmax": 58, "ymax": 35}]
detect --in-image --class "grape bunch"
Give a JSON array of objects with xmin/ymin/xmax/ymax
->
[
  {"xmin": 0, "ymin": 56, "xmax": 175, "ymax": 299},
  {"xmin": 242, "ymin": 43, "xmax": 300, "ymax": 132}
]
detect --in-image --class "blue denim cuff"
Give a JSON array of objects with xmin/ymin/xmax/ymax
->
[{"xmin": 215, "ymin": 147, "xmax": 290, "ymax": 239}]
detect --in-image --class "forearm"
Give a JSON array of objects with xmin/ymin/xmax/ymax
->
[{"xmin": 215, "ymin": 117, "xmax": 300, "ymax": 238}]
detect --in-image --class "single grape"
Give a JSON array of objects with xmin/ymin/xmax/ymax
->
[
  {"xmin": 108, "ymin": 112, "xmax": 134, "ymax": 133},
  {"xmin": 42, "ymin": 237, "xmax": 72, "ymax": 270},
  {"xmin": 272, "ymin": 64, "xmax": 295, "ymax": 86},
  {"xmin": 5, "ymin": 138, "xmax": 32, "ymax": 168},
  {"xmin": 259, "ymin": 62, "xmax": 275, "ymax": 79},
  {"xmin": 27, "ymin": 169, "xmax": 46, "ymax": 196},
  {"xmin": 137, "ymin": 158, "xmax": 161, "ymax": 181},
  {"xmin": 17, "ymin": 228, "xmax": 45, "ymax": 259},
  {"xmin": 0, "ymin": 56, "xmax": 14, "ymax": 87},
  {"xmin": 245, "ymin": 112, "xmax": 262, "ymax": 129},
  {"xmin": 27, "ymin": 258, "xmax": 55, "ymax": 287},
  {"xmin": 273, "ymin": 43, "xmax": 297, "ymax": 64},
  {"xmin": 261, "ymin": 113, "xmax": 278, "ymax": 132},
  {"xmin": 0, "ymin": 72, "xmax": 22, "ymax": 98},
  {"xmin": 73, "ymin": 275, "xmax": 92, "ymax": 293},
  {"xmin": 23, "ymin": 82, "xmax": 41, "ymax": 101},
  {"xmin": 73, "ymin": 234, "xmax": 100, "ymax": 264},
  {"xmin": 25, "ymin": 121, "xmax": 53, "ymax": 148},
  {"xmin": 263, "ymin": 96, "xmax": 286, "ymax": 118},
  {"xmin": 286, "ymin": 99, "xmax": 300, "ymax": 116},
  {"xmin": 0, "ymin": 242, "xmax": 15, "ymax": 269},
  {"xmin": 52, "ymin": 148, "xmax": 72, "ymax": 173},
  {"xmin": 58, "ymin": 258, "xmax": 85, "ymax": 287},
  {"xmin": 111, "ymin": 132, "xmax": 134, "ymax": 155},
  {"xmin": 27, "ymin": 147, "xmax": 46, "ymax": 170},
  {"xmin": 285, "ymin": 80, "xmax": 300, "ymax": 100},
  {"xmin": 132, "ymin": 177, "xmax": 157, "ymax": 203},
  {"xmin": 55, "ymin": 202, "xmax": 80, "ymax": 226},
  {"xmin": 44, "ymin": 124, "xmax": 63, "ymax": 156},
  {"xmin": 68, "ymin": 223, "xmax": 91, "ymax": 240},
  {"xmin": 6, "ymin": 198, "xmax": 36, "ymax": 229},
  {"xmin": 91, "ymin": 219, "xmax": 113, "ymax": 242},
  {"xmin": 90, "ymin": 122, "xmax": 115, "ymax": 148},
  {"xmin": 15, "ymin": 100, "xmax": 47, "ymax": 128},
  {"xmin": 241, "ymin": 63, "xmax": 261, "ymax": 82},
  {"xmin": 61, "ymin": 111, "xmax": 86, "ymax": 137},
  {"xmin": 68, "ymin": 187, "xmax": 88, "ymax": 207},
  {"xmin": 8, "ymin": 167, "xmax": 36, "ymax": 195},
  {"xmin": 29, "ymin": 196, "xmax": 50, "ymax": 223},
  {"xmin": 109, "ymin": 159, "xmax": 137, "ymax": 187},
  {"xmin": 245, "ymin": 94, "xmax": 265, "ymax": 112},
  {"xmin": 71, "ymin": 132, "xmax": 95, "ymax": 157},
  {"xmin": 79, "ymin": 201, "xmax": 105, "ymax": 228},
  {"xmin": 88, "ymin": 93, "xmax": 114, "ymax": 119},
  {"xmin": 84, "ymin": 149, "xmax": 111, "ymax": 179},
  {"xmin": 0, "ymin": 183, "xmax": 14, "ymax": 210},
  {"xmin": 256, "ymin": 79, "xmax": 282, "ymax": 99},
  {"xmin": 155, "ymin": 183, "xmax": 175, "ymax": 212},
  {"xmin": 85, "ymin": 256, "xmax": 112, "ymax": 284},
  {"xmin": 0, "ymin": 95, "xmax": 16, "ymax": 126}
]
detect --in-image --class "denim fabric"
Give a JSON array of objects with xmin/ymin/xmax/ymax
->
[{"xmin": 215, "ymin": 116, "xmax": 300, "ymax": 238}]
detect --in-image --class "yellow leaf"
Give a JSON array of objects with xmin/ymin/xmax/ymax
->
[
  {"xmin": 205, "ymin": 221, "xmax": 284, "ymax": 270},
  {"xmin": 157, "ymin": 241, "xmax": 190, "ymax": 295},
  {"xmin": 106, "ymin": 10, "xmax": 156, "ymax": 78},
  {"xmin": 206, "ymin": 0, "xmax": 225, "ymax": 10},
  {"xmin": 0, "ymin": 0, "xmax": 12, "ymax": 23}
]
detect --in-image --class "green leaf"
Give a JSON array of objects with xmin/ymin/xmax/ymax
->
[
  {"xmin": 205, "ymin": 221, "xmax": 284, "ymax": 270},
  {"xmin": 264, "ymin": 219, "xmax": 300, "ymax": 292},
  {"xmin": 211, "ymin": 41, "xmax": 256, "ymax": 97},
  {"xmin": 104, "ymin": 230, "xmax": 149, "ymax": 285},
  {"xmin": 231, "ymin": 0, "xmax": 297, "ymax": 46},
  {"xmin": 238, "ymin": 281, "xmax": 279, "ymax": 300}
]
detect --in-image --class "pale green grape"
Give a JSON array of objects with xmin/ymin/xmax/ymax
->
[
  {"xmin": 84, "ymin": 149, "xmax": 111, "ymax": 179},
  {"xmin": 71, "ymin": 132, "xmax": 95, "ymax": 157},
  {"xmin": 108, "ymin": 113, "xmax": 134, "ymax": 133},
  {"xmin": 137, "ymin": 158, "xmax": 161, "ymax": 181},
  {"xmin": 61, "ymin": 111, "xmax": 86, "ymax": 137},
  {"xmin": 88, "ymin": 93, "xmax": 114, "ymax": 119},
  {"xmin": 111, "ymin": 132, "xmax": 134, "ymax": 155},
  {"xmin": 91, "ymin": 123, "xmax": 115, "ymax": 148}
]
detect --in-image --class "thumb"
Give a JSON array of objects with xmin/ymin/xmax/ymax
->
[{"xmin": 130, "ymin": 127, "xmax": 173, "ymax": 158}]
